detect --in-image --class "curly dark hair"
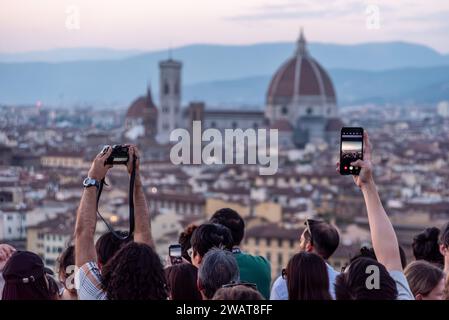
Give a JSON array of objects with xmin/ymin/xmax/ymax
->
[
  {"xmin": 178, "ymin": 224, "xmax": 198, "ymax": 263},
  {"xmin": 101, "ymin": 242, "xmax": 168, "ymax": 300}
]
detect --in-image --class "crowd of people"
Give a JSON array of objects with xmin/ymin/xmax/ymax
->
[{"xmin": 1, "ymin": 133, "xmax": 449, "ymax": 300}]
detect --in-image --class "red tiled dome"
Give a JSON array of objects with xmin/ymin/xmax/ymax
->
[
  {"xmin": 126, "ymin": 87, "xmax": 158, "ymax": 119},
  {"xmin": 267, "ymin": 30, "xmax": 336, "ymax": 105}
]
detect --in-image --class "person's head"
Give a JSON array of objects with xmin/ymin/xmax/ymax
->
[
  {"xmin": 348, "ymin": 245, "xmax": 408, "ymax": 270},
  {"xmin": 404, "ymin": 260, "xmax": 445, "ymax": 300},
  {"xmin": 335, "ymin": 257, "xmax": 398, "ymax": 300},
  {"xmin": 285, "ymin": 252, "xmax": 332, "ymax": 300},
  {"xmin": 412, "ymin": 227, "xmax": 444, "ymax": 265},
  {"xmin": 197, "ymin": 248, "xmax": 239, "ymax": 300},
  {"xmin": 101, "ymin": 242, "xmax": 167, "ymax": 300},
  {"xmin": 57, "ymin": 245, "xmax": 76, "ymax": 296},
  {"xmin": 165, "ymin": 263, "xmax": 201, "ymax": 300},
  {"xmin": 178, "ymin": 224, "xmax": 198, "ymax": 263},
  {"xmin": 2, "ymin": 251, "xmax": 57, "ymax": 300},
  {"xmin": 210, "ymin": 208, "xmax": 245, "ymax": 246},
  {"xmin": 439, "ymin": 223, "xmax": 449, "ymax": 259},
  {"xmin": 213, "ymin": 285, "xmax": 264, "ymax": 300},
  {"xmin": 95, "ymin": 231, "xmax": 132, "ymax": 270},
  {"xmin": 190, "ymin": 223, "xmax": 233, "ymax": 267},
  {"xmin": 299, "ymin": 219, "xmax": 339, "ymax": 260}
]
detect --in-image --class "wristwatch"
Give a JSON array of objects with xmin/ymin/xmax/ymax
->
[{"xmin": 83, "ymin": 177, "xmax": 100, "ymax": 189}]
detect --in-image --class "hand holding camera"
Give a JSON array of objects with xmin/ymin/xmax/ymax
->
[
  {"xmin": 88, "ymin": 145, "xmax": 113, "ymax": 181},
  {"xmin": 88, "ymin": 144, "xmax": 141, "ymax": 181}
]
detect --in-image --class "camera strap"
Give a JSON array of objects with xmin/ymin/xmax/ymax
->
[{"xmin": 95, "ymin": 156, "xmax": 136, "ymax": 240}]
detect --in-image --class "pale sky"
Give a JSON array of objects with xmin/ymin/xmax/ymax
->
[{"xmin": 1, "ymin": 0, "xmax": 449, "ymax": 53}]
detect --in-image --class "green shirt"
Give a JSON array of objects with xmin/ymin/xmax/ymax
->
[{"xmin": 234, "ymin": 251, "xmax": 271, "ymax": 299}]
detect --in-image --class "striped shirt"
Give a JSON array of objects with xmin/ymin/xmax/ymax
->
[{"xmin": 76, "ymin": 261, "xmax": 107, "ymax": 300}]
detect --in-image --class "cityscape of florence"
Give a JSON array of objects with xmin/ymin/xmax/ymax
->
[{"xmin": 0, "ymin": 0, "xmax": 449, "ymax": 306}]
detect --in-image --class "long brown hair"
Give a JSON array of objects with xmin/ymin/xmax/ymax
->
[
  {"xmin": 404, "ymin": 260, "xmax": 444, "ymax": 299},
  {"xmin": 286, "ymin": 252, "xmax": 332, "ymax": 300}
]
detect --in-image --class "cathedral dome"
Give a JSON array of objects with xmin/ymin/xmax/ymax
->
[
  {"xmin": 125, "ymin": 86, "xmax": 158, "ymax": 140},
  {"xmin": 126, "ymin": 87, "xmax": 158, "ymax": 119},
  {"xmin": 266, "ymin": 30, "xmax": 336, "ymax": 106}
]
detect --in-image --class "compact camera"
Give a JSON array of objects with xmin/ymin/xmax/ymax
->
[{"xmin": 105, "ymin": 145, "xmax": 129, "ymax": 165}]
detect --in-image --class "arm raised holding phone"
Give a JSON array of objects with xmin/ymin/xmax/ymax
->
[{"xmin": 338, "ymin": 131, "xmax": 402, "ymax": 272}]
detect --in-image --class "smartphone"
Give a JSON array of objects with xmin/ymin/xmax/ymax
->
[
  {"xmin": 169, "ymin": 244, "xmax": 182, "ymax": 265},
  {"xmin": 340, "ymin": 127, "xmax": 363, "ymax": 175}
]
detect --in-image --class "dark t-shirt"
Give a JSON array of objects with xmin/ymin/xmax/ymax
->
[{"xmin": 234, "ymin": 251, "xmax": 271, "ymax": 299}]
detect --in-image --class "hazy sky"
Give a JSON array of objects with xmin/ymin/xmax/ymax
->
[{"xmin": 1, "ymin": 0, "xmax": 448, "ymax": 53}]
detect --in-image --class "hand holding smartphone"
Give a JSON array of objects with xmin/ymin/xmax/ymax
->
[
  {"xmin": 340, "ymin": 127, "xmax": 363, "ymax": 175},
  {"xmin": 169, "ymin": 244, "xmax": 182, "ymax": 265}
]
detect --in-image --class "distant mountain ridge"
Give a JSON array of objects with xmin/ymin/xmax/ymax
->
[
  {"xmin": 0, "ymin": 48, "xmax": 144, "ymax": 63},
  {"xmin": 0, "ymin": 41, "xmax": 449, "ymax": 107},
  {"xmin": 184, "ymin": 66, "xmax": 449, "ymax": 106}
]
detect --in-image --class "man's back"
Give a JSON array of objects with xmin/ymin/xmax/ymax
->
[{"xmin": 234, "ymin": 251, "xmax": 271, "ymax": 299}]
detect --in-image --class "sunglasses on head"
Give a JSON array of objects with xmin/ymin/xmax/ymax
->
[
  {"xmin": 222, "ymin": 281, "xmax": 258, "ymax": 291},
  {"xmin": 281, "ymin": 268, "xmax": 287, "ymax": 280},
  {"xmin": 304, "ymin": 219, "xmax": 313, "ymax": 245}
]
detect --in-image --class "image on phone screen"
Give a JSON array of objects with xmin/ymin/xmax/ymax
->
[
  {"xmin": 340, "ymin": 127, "xmax": 363, "ymax": 175},
  {"xmin": 169, "ymin": 244, "xmax": 182, "ymax": 264}
]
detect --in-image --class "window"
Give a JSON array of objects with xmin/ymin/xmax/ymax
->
[
  {"xmin": 174, "ymin": 81, "xmax": 179, "ymax": 95},
  {"xmin": 278, "ymin": 253, "xmax": 283, "ymax": 265},
  {"xmin": 278, "ymin": 239, "xmax": 283, "ymax": 247},
  {"xmin": 232, "ymin": 122, "xmax": 238, "ymax": 129},
  {"xmin": 255, "ymin": 238, "xmax": 259, "ymax": 246},
  {"xmin": 266, "ymin": 252, "xmax": 271, "ymax": 262},
  {"xmin": 163, "ymin": 107, "xmax": 169, "ymax": 113},
  {"xmin": 306, "ymin": 107, "xmax": 313, "ymax": 115},
  {"xmin": 253, "ymin": 122, "xmax": 258, "ymax": 130},
  {"xmin": 281, "ymin": 106, "xmax": 288, "ymax": 115},
  {"xmin": 45, "ymin": 259, "xmax": 55, "ymax": 266},
  {"xmin": 210, "ymin": 121, "xmax": 216, "ymax": 128},
  {"xmin": 7, "ymin": 215, "xmax": 13, "ymax": 221},
  {"xmin": 266, "ymin": 238, "xmax": 271, "ymax": 246},
  {"xmin": 164, "ymin": 82, "xmax": 170, "ymax": 95}
]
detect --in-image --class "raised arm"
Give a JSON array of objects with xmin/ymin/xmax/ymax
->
[
  {"xmin": 350, "ymin": 132, "xmax": 402, "ymax": 271},
  {"xmin": 75, "ymin": 147, "xmax": 112, "ymax": 267},
  {"xmin": 127, "ymin": 146, "xmax": 154, "ymax": 248}
]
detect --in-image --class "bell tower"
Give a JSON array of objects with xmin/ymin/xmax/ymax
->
[{"xmin": 157, "ymin": 57, "xmax": 182, "ymax": 144}]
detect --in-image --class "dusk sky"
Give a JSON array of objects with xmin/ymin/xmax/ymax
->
[{"xmin": 1, "ymin": 0, "xmax": 449, "ymax": 53}]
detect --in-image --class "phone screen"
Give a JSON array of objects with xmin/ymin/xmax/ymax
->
[
  {"xmin": 340, "ymin": 127, "xmax": 363, "ymax": 175},
  {"xmin": 169, "ymin": 245, "xmax": 182, "ymax": 258}
]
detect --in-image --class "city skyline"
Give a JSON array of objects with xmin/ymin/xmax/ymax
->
[{"xmin": 1, "ymin": 0, "xmax": 449, "ymax": 53}]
